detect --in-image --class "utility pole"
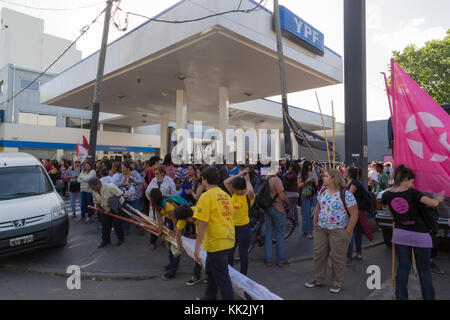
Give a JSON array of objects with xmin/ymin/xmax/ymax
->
[
  {"xmin": 273, "ymin": 0, "xmax": 292, "ymax": 159},
  {"xmin": 344, "ymin": 0, "xmax": 368, "ymax": 187},
  {"xmin": 87, "ymin": 0, "xmax": 115, "ymax": 162}
]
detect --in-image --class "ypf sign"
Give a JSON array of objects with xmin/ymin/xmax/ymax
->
[{"xmin": 273, "ymin": 6, "xmax": 325, "ymax": 56}]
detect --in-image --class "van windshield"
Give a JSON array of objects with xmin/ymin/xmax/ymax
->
[{"xmin": 0, "ymin": 166, "xmax": 53, "ymax": 201}]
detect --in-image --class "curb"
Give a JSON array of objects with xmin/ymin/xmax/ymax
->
[
  {"xmin": 288, "ymin": 240, "xmax": 385, "ymax": 264},
  {"xmin": 0, "ymin": 264, "xmax": 158, "ymax": 281}
]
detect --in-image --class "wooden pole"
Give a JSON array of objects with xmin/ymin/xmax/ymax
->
[
  {"xmin": 412, "ymin": 248, "xmax": 418, "ymax": 278},
  {"xmin": 332, "ymin": 101, "xmax": 336, "ymax": 169},
  {"xmin": 315, "ymin": 91, "xmax": 331, "ymax": 168},
  {"xmin": 392, "ymin": 221, "xmax": 396, "ymax": 300}
]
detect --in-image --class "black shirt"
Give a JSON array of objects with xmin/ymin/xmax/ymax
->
[
  {"xmin": 347, "ymin": 179, "xmax": 364, "ymax": 207},
  {"xmin": 382, "ymin": 188, "xmax": 428, "ymax": 233}
]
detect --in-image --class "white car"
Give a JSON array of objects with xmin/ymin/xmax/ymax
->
[{"xmin": 0, "ymin": 153, "xmax": 69, "ymax": 257}]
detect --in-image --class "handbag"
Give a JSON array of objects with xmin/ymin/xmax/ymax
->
[{"xmin": 69, "ymin": 181, "xmax": 80, "ymax": 192}]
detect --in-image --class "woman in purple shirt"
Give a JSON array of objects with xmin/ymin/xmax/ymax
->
[{"xmin": 382, "ymin": 165, "xmax": 444, "ymax": 300}]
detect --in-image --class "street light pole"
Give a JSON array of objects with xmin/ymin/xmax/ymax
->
[
  {"xmin": 87, "ymin": 0, "xmax": 115, "ymax": 162},
  {"xmin": 344, "ymin": 0, "xmax": 368, "ymax": 187},
  {"xmin": 273, "ymin": 0, "xmax": 292, "ymax": 159}
]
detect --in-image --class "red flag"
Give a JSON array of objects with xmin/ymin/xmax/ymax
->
[
  {"xmin": 391, "ymin": 58, "xmax": 450, "ymax": 197},
  {"xmin": 82, "ymin": 135, "xmax": 89, "ymax": 149}
]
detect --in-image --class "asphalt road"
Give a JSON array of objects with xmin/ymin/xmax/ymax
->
[{"xmin": 1, "ymin": 200, "xmax": 449, "ymax": 300}]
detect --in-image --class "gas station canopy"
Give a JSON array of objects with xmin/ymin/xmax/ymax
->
[{"xmin": 41, "ymin": 0, "xmax": 342, "ymax": 132}]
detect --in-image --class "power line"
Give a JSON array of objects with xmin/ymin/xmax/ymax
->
[
  {"xmin": 0, "ymin": 7, "xmax": 107, "ymax": 107},
  {"xmin": 0, "ymin": 0, "xmax": 105, "ymax": 11},
  {"xmin": 113, "ymin": 0, "xmax": 266, "ymax": 29},
  {"xmin": 1, "ymin": 0, "xmax": 267, "ymax": 106}
]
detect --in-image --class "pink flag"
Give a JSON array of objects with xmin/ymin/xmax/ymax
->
[{"xmin": 391, "ymin": 59, "xmax": 450, "ymax": 197}]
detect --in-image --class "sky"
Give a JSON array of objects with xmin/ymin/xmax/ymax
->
[{"xmin": 0, "ymin": 0, "xmax": 449, "ymax": 123}]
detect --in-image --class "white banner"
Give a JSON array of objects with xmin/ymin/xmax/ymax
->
[{"xmin": 179, "ymin": 236, "xmax": 283, "ymax": 300}]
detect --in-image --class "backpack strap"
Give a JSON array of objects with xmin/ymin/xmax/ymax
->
[
  {"xmin": 339, "ymin": 189, "xmax": 351, "ymax": 217},
  {"xmin": 265, "ymin": 175, "xmax": 279, "ymax": 204}
]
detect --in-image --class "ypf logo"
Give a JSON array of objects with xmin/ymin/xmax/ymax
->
[{"xmin": 405, "ymin": 112, "xmax": 450, "ymax": 163}]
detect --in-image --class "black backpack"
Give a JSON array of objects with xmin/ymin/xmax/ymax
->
[
  {"xmin": 352, "ymin": 180, "xmax": 377, "ymax": 217},
  {"xmin": 249, "ymin": 176, "xmax": 279, "ymax": 222}
]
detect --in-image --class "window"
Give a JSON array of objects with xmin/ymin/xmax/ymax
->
[
  {"xmin": 66, "ymin": 117, "xmax": 91, "ymax": 129},
  {"xmin": 21, "ymin": 79, "xmax": 39, "ymax": 91},
  {"xmin": 18, "ymin": 112, "xmax": 56, "ymax": 127},
  {"xmin": 38, "ymin": 114, "xmax": 56, "ymax": 127},
  {"xmin": 0, "ymin": 81, "xmax": 3, "ymax": 95},
  {"xmin": 18, "ymin": 112, "xmax": 38, "ymax": 125},
  {"xmin": 66, "ymin": 117, "xmax": 82, "ymax": 128},
  {"xmin": 0, "ymin": 166, "xmax": 53, "ymax": 201}
]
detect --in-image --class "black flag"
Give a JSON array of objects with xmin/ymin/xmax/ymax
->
[{"xmin": 283, "ymin": 108, "xmax": 334, "ymax": 153}]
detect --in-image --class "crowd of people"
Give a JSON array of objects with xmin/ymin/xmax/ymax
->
[{"xmin": 38, "ymin": 154, "xmax": 444, "ymax": 300}]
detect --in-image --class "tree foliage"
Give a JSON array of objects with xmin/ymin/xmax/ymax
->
[{"xmin": 391, "ymin": 29, "xmax": 449, "ymax": 105}]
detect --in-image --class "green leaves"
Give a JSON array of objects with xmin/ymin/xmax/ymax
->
[{"xmin": 390, "ymin": 29, "xmax": 449, "ymax": 105}]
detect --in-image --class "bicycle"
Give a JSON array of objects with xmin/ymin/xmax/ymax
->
[{"xmin": 248, "ymin": 210, "xmax": 295, "ymax": 254}]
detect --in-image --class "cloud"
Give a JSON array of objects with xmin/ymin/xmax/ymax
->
[{"xmin": 371, "ymin": 20, "xmax": 447, "ymax": 57}]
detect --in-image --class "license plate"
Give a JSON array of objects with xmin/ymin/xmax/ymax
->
[{"xmin": 10, "ymin": 235, "xmax": 34, "ymax": 247}]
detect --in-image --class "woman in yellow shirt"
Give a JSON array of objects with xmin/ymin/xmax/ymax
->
[
  {"xmin": 149, "ymin": 188, "xmax": 179, "ymax": 280},
  {"xmin": 224, "ymin": 168, "xmax": 255, "ymax": 275},
  {"xmin": 174, "ymin": 204, "xmax": 203, "ymax": 286}
]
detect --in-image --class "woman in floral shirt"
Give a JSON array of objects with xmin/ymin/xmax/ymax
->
[
  {"xmin": 119, "ymin": 162, "xmax": 143, "ymax": 235},
  {"xmin": 304, "ymin": 169, "xmax": 359, "ymax": 294}
]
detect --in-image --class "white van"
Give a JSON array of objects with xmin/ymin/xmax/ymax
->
[{"xmin": 0, "ymin": 153, "xmax": 69, "ymax": 257}]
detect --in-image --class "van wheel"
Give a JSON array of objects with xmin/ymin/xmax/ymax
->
[{"xmin": 382, "ymin": 229, "xmax": 392, "ymax": 248}]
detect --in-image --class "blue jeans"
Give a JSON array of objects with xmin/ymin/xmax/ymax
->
[
  {"xmin": 347, "ymin": 227, "xmax": 362, "ymax": 259},
  {"xmin": 301, "ymin": 195, "xmax": 316, "ymax": 233},
  {"xmin": 204, "ymin": 249, "xmax": 234, "ymax": 300},
  {"xmin": 395, "ymin": 245, "xmax": 435, "ymax": 300},
  {"xmin": 166, "ymin": 219, "xmax": 180, "ymax": 276},
  {"xmin": 123, "ymin": 199, "xmax": 141, "ymax": 230},
  {"xmin": 69, "ymin": 191, "xmax": 80, "ymax": 216},
  {"xmin": 228, "ymin": 223, "xmax": 251, "ymax": 275},
  {"xmin": 80, "ymin": 192, "xmax": 94, "ymax": 219},
  {"xmin": 287, "ymin": 196, "xmax": 299, "ymax": 223},
  {"xmin": 264, "ymin": 206, "xmax": 287, "ymax": 264}
]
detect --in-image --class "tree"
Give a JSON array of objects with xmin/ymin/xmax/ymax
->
[{"xmin": 391, "ymin": 29, "xmax": 450, "ymax": 105}]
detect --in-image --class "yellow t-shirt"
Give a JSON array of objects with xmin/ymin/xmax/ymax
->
[
  {"xmin": 193, "ymin": 187, "xmax": 235, "ymax": 253},
  {"xmin": 160, "ymin": 201, "xmax": 175, "ymax": 218},
  {"xmin": 176, "ymin": 217, "xmax": 198, "ymax": 233},
  {"xmin": 231, "ymin": 194, "xmax": 254, "ymax": 227}
]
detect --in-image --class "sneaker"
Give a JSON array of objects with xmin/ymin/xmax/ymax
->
[
  {"xmin": 162, "ymin": 265, "xmax": 170, "ymax": 271},
  {"xmin": 98, "ymin": 241, "xmax": 111, "ymax": 248},
  {"xmin": 355, "ymin": 254, "xmax": 363, "ymax": 260},
  {"xmin": 430, "ymin": 262, "xmax": 445, "ymax": 274},
  {"xmin": 346, "ymin": 258, "xmax": 354, "ymax": 266},
  {"xmin": 203, "ymin": 278, "xmax": 208, "ymax": 284},
  {"xmin": 116, "ymin": 239, "xmax": 125, "ymax": 246},
  {"xmin": 161, "ymin": 273, "xmax": 175, "ymax": 280},
  {"xmin": 307, "ymin": 233, "xmax": 314, "ymax": 239},
  {"xmin": 85, "ymin": 217, "xmax": 91, "ymax": 222},
  {"xmin": 329, "ymin": 284, "xmax": 342, "ymax": 294},
  {"xmin": 276, "ymin": 261, "xmax": 290, "ymax": 267},
  {"xmin": 186, "ymin": 276, "xmax": 202, "ymax": 286},
  {"xmin": 71, "ymin": 214, "xmax": 76, "ymax": 218},
  {"xmin": 264, "ymin": 261, "xmax": 272, "ymax": 267},
  {"xmin": 76, "ymin": 217, "xmax": 85, "ymax": 222},
  {"xmin": 305, "ymin": 279, "xmax": 322, "ymax": 288}
]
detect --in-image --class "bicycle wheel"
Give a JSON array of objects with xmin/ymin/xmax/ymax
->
[{"xmin": 284, "ymin": 216, "xmax": 295, "ymax": 240}]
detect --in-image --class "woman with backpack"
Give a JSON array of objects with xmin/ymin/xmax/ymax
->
[
  {"xmin": 298, "ymin": 161, "xmax": 318, "ymax": 239},
  {"xmin": 382, "ymin": 165, "xmax": 444, "ymax": 300},
  {"xmin": 305, "ymin": 169, "xmax": 359, "ymax": 294},
  {"xmin": 344, "ymin": 166, "xmax": 374, "ymax": 264},
  {"xmin": 224, "ymin": 168, "xmax": 255, "ymax": 275}
]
